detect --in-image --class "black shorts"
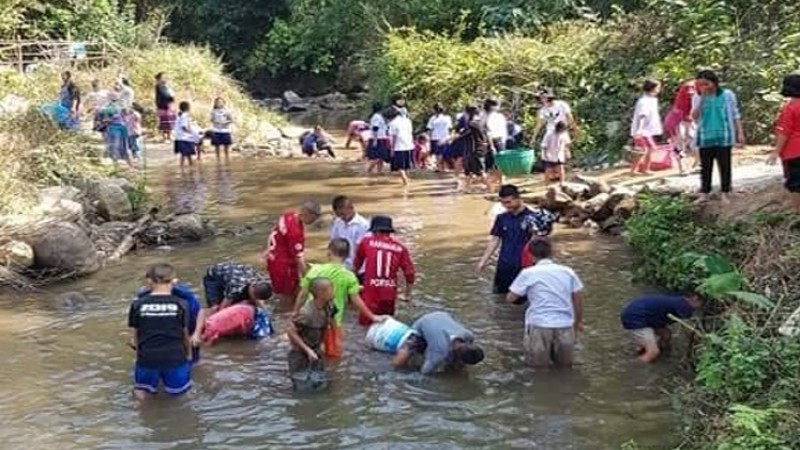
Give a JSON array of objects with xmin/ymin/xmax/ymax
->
[
  {"xmin": 391, "ymin": 150, "xmax": 413, "ymax": 171},
  {"xmin": 493, "ymin": 263, "xmax": 522, "ymax": 294},
  {"xmin": 543, "ymin": 161, "xmax": 564, "ymax": 170},
  {"xmin": 464, "ymin": 153, "xmax": 486, "ymax": 176},
  {"xmin": 784, "ymin": 157, "xmax": 800, "ymax": 193},
  {"xmin": 202, "ymin": 274, "xmax": 225, "ymax": 308}
]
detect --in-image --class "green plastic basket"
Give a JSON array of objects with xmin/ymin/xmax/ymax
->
[{"xmin": 495, "ymin": 149, "xmax": 536, "ymax": 176}]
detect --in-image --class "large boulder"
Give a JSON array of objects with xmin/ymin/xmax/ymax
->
[
  {"xmin": 88, "ymin": 180, "xmax": 133, "ymax": 221},
  {"xmin": 560, "ymin": 182, "xmax": 591, "ymax": 200},
  {"xmin": 613, "ymin": 197, "xmax": 637, "ymax": 220},
  {"xmin": 0, "ymin": 240, "xmax": 34, "ymax": 268},
  {"xmin": 317, "ymin": 92, "xmax": 354, "ymax": 110},
  {"xmin": 37, "ymin": 186, "xmax": 84, "ymax": 221},
  {"xmin": 28, "ymin": 222, "xmax": 99, "ymax": 275},
  {"xmin": 282, "ymin": 91, "xmax": 310, "ymax": 112},
  {"xmin": 543, "ymin": 186, "xmax": 574, "ymax": 212},
  {"xmin": 584, "ymin": 193, "xmax": 612, "ymax": 221},
  {"xmin": 167, "ymin": 214, "xmax": 213, "ymax": 242},
  {"xmin": 574, "ymin": 174, "xmax": 611, "ymax": 197}
]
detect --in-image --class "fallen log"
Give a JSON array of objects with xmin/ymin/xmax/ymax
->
[{"xmin": 105, "ymin": 207, "xmax": 158, "ymax": 263}]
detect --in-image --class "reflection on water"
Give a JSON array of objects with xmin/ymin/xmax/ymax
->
[{"xmin": 0, "ymin": 149, "xmax": 679, "ymax": 449}]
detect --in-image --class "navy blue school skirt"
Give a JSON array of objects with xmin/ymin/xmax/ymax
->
[
  {"xmin": 211, "ymin": 132, "xmax": 232, "ymax": 147},
  {"xmin": 175, "ymin": 140, "xmax": 197, "ymax": 156},
  {"xmin": 391, "ymin": 150, "xmax": 413, "ymax": 171}
]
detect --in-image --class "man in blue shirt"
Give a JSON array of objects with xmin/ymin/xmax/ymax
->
[
  {"xmin": 477, "ymin": 184, "xmax": 540, "ymax": 294},
  {"xmin": 620, "ymin": 294, "xmax": 702, "ymax": 363}
]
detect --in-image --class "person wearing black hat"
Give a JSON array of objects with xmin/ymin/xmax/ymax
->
[
  {"xmin": 352, "ymin": 215, "xmax": 416, "ymax": 326},
  {"xmin": 767, "ymin": 74, "xmax": 800, "ymax": 210},
  {"xmin": 532, "ymin": 88, "xmax": 576, "ymax": 158}
]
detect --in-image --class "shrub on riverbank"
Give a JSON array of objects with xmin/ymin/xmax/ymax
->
[
  {"xmin": 625, "ymin": 194, "xmax": 800, "ymax": 449},
  {"xmin": 0, "ymin": 45, "xmax": 283, "ymax": 215}
]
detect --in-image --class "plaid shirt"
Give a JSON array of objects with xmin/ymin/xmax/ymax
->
[{"xmin": 206, "ymin": 262, "xmax": 266, "ymax": 302}]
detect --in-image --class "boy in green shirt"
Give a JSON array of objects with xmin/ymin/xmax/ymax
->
[{"xmin": 293, "ymin": 238, "xmax": 384, "ymax": 357}]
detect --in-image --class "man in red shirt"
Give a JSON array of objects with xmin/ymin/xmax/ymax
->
[
  {"xmin": 353, "ymin": 215, "xmax": 415, "ymax": 325},
  {"xmin": 263, "ymin": 202, "xmax": 321, "ymax": 302}
]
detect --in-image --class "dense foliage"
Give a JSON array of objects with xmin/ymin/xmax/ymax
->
[{"xmin": 625, "ymin": 194, "xmax": 800, "ymax": 449}]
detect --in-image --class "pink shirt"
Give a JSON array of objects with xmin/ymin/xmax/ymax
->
[{"xmin": 124, "ymin": 111, "xmax": 142, "ymax": 135}]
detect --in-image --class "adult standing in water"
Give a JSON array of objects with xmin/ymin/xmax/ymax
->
[
  {"xmin": 506, "ymin": 238, "xmax": 585, "ymax": 368},
  {"xmin": 692, "ymin": 69, "xmax": 745, "ymax": 205},
  {"xmin": 329, "ymin": 195, "xmax": 370, "ymax": 273},
  {"xmin": 154, "ymin": 72, "xmax": 176, "ymax": 142},
  {"xmin": 263, "ymin": 202, "xmax": 322, "ymax": 302},
  {"xmin": 482, "ymin": 98, "xmax": 508, "ymax": 193},
  {"xmin": 532, "ymin": 88, "xmax": 577, "ymax": 164},
  {"xmin": 476, "ymin": 184, "xmax": 539, "ymax": 294},
  {"xmin": 59, "ymin": 71, "xmax": 81, "ymax": 118}
]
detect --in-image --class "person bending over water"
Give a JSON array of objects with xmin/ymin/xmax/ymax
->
[
  {"xmin": 620, "ymin": 293, "xmax": 702, "ymax": 363},
  {"xmin": 392, "ymin": 311, "xmax": 484, "ymax": 375},
  {"xmin": 193, "ymin": 262, "xmax": 273, "ymax": 346},
  {"xmin": 264, "ymin": 202, "xmax": 322, "ymax": 302},
  {"xmin": 287, "ymin": 278, "xmax": 336, "ymax": 375},
  {"xmin": 128, "ymin": 264, "xmax": 192, "ymax": 401}
]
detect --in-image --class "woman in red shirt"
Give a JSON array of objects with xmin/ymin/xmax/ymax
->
[
  {"xmin": 768, "ymin": 74, "xmax": 800, "ymax": 211},
  {"xmin": 663, "ymin": 80, "xmax": 698, "ymax": 174}
]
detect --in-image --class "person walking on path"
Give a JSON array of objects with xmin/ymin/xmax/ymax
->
[
  {"xmin": 155, "ymin": 72, "xmax": 176, "ymax": 142},
  {"xmin": 263, "ymin": 202, "xmax": 322, "ymax": 302},
  {"xmin": 392, "ymin": 311, "xmax": 484, "ymax": 375},
  {"xmin": 692, "ymin": 69, "xmax": 745, "ymax": 205},
  {"xmin": 352, "ymin": 216, "xmax": 415, "ymax": 325},
  {"xmin": 630, "ymin": 79, "xmax": 663, "ymax": 175},
  {"xmin": 664, "ymin": 79, "xmax": 698, "ymax": 174},
  {"xmin": 506, "ymin": 238, "xmax": 585, "ymax": 368},
  {"xmin": 329, "ymin": 195, "xmax": 370, "ymax": 273},
  {"xmin": 767, "ymin": 74, "xmax": 800, "ymax": 211},
  {"xmin": 476, "ymin": 184, "xmax": 540, "ymax": 294}
]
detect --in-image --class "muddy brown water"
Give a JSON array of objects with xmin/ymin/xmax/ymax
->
[{"xmin": 0, "ymin": 118, "xmax": 680, "ymax": 449}]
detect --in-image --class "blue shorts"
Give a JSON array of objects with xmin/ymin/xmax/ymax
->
[
  {"xmin": 175, "ymin": 140, "xmax": 197, "ymax": 157},
  {"xmin": 367, "ymin": 139, "xmax": 390, "ymax": 162},
  {"xmin": 431, "ymin": 141, "xmax": 449, "ymax": 158},
  {"xmin": 211, "ymin": 132, "xmax": 232, "ymax": 147},
  {"xmin": 391, "ymin": 150, "xmax": 413, "ymax": 171},
  {"xmin": 133, "ymin": 362, "xmax": 192, "ymax": 395}
]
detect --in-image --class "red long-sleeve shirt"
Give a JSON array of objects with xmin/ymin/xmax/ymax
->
[{"xmin": 353, "ymin": 234, "xmax": 415, "ymax": 303}]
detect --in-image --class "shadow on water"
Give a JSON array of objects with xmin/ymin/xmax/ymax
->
[{"xmin": 0, "ymin": 126, "xmax": 680, "ymax": 449}]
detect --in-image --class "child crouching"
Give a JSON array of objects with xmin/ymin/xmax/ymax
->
[
  {"xmin": 129, "ymin": 263, "xmax": 193, "ymax": 401},
  {"xmin": 287, "ymin": 277, "xmax": 335, "ymax": 376}
]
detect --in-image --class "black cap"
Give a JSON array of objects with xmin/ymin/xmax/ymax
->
[
  {"xmin": 781, "ymin": 74, "xmax": 800, "ymax": 98},
  {"xmin": 369, "ymin": 215, "xmax": 395, "ymax": 233}
]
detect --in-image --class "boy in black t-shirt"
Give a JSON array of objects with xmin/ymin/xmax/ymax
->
[{"xmin": 129, "ymin": 263, "xmax": 192, "ymax": 401}]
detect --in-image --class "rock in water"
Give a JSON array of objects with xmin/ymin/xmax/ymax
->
[
  {"xmin": 584, "ymin": 193, "xmax": 612, "ymax": 221},
  {"xmin": 29, "ymin": 222, "xmax": 99, "ymax": 275},
  {"xmin": 0, "ymin": 240, "xmax": 34, "ymax": 268},
  {"xmin": 167, "ymin": 214, "xmax": 210, "ymax": 242},
  {"xmin": 613, "ymin": 197, "xmax": 637, "ymax": 220},
  {"xmin": 55, "ymin": 291, "xmax": 88, "ymax": 309},
  {"xmin": 88, "ymin": 180, "xmax": 133, "ymax": 221}
]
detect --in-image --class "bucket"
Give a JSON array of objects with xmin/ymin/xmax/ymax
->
[
  {"xmin": 495, "ymin": 149, "xmax": 536, "ymax": 176},
  {"xmin": 366, "ymin": 317, "xmax": 416, "ymax": 354}
]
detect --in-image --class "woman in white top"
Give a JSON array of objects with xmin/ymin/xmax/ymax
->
[
  {"xmin": 426, "ymin": 102, "xmax": 453, "ymax": 172},
  {"xmin": 630, "ymin": 79, "xmax": 663, "ymax": 174},
  {"xmin": 367, "ymin": 103, "xmax": 390, "ymax": 174},
  {"xmin": 533, "ymin": 89, "xmax": 576, "ymax": 155},
  {"xmin": 386, "ymin": 107, "xmax": 414, "ymax": 186},
  {"xmin": 210, "ymin": 97, "xmax": 234, "ymax": 159},
  {"xmin": 174, "ymin": 101, "xmax": 202, "ymax": 167}
]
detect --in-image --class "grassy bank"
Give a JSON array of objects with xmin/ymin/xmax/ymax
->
[
  {"xmin": 0, "ymin": 45, "xmax": 283, "ymax": 215},
  {"xmin": 624, "ymin": 194, "xmax": 800, "ymax": 449}
]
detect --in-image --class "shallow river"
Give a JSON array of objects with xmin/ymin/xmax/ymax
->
[{"xmin": 0, "ymin": 125, "xmax": 679, "ymax": 449}]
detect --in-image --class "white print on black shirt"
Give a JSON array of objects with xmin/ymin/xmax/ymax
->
[{"xmin": 140, "ymin": 303, "xmax": 180, "ymax": 317}]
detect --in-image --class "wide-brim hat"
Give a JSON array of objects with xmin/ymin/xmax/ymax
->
[
  {"xmin": 370, "ymin": 215, "xmax": 395, "ymax": 233},
  {"xmin": 781, "ymin": 74, "xmax": 800, "ymax": 98}
]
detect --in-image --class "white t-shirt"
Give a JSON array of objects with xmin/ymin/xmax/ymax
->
[
  {"xmin": 427, "ymin": 113, "xmax": 453, "ymax": 142},
  {"xmin": 174, "ymin": 113, "xmax": 199, "ymax": 143},
  {"xmin": 509, "ymin": 259, "xmax": 584, "ymax": 328},
  {"xmin": 542, "ymin": 132, "xmax": 572, "ymax": 163},
  {"xmin": 539, "ymin": 100, "xmax": 572, "ymax": 140},
  {"xmin": 388, "ymin": 116, "xmax": 414, "ymax": 152},
  {"xmin": 630, "ymin": 95, "xmax": 663, "ymax": 137},
  {"xmin": 485, "ymin": 111, "xmax": 508, "ymax": 142},
  {"xmin": 86, "ymin": 89, "xmax": 110, "ymax": 113},
  {"xmin": 369, "ymin": 113, "xmax": 388, "ymax": 140},
  {"xmin": 119, "ymin": 85, "xmax": 134, "ymax": 109},
  {"xmin": 211, "ymin": 108, "xmax": 233, "ymax": 134}
]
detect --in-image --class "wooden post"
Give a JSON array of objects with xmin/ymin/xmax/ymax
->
[{"xmin": 16, "ymin": 37, "xmax": 23, "ymax": 73}]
